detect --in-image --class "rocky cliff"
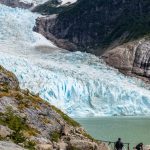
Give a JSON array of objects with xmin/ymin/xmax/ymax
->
[
  {"xmin": 33, "ymin": 0, "xmax": 150, "ymax": 81},
  {"xmin": 0, "ymin": 65, "xmax": 107, "ymax": 150},
  {"xmin": 102, "ymin": 38, "xmax": 150, "ymax": 83},
  {"xmin": 0, "ymin": 0, "xmax": 33, "ymax": 8},
  {"xmin": 34, "ymin": 0, "xmax": 150, "ymax": 55}
]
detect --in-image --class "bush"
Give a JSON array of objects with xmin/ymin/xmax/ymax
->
[
  {"xmin": 50, "ymin": 131, "xmax": 61, "ymax": 142},
  {"xmin": 4, "ymin": 107, "xmax": 27, "ymax": 132},
  {"xmin": 10, "ymin": 131, "xmax": 26, "ymax": 144},
  {"xmin": 24, "ymin": 140, "xmax": 36, "ymax": 150},
  {"xmin": 51, "ymin": 105, "xmax": 80, "ymax": 127}
]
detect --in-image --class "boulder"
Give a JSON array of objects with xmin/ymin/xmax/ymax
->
[
  {"xmin": 68, "ymin": 139, "xmax": 98, "ymax": 150},
  {"xmin": 36, "ymin": 144, "xmax": 53, "ymax": 150},
  {"xmin": 0, "ymin": 141, "xmax": 26, "ymax": 150},
  {"xmin": 0, "ymin": 125, "xmax": 13, "ymax": 138}
]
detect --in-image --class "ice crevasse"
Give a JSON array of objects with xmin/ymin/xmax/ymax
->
[{"xmin": 0, "ymin": 4, "xmax": 150, "ymax": 117}]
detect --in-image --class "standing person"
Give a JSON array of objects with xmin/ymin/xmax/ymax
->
[
  {"xmin": 135, "ymin": 143, "xmax": 143, "ymax": 150},
  {"xmin": 115, "ymin": 138, "xmax": 124, "ymax": 150}
]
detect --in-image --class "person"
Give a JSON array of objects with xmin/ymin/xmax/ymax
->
[
  {"xmin": 135, "ymin": 143, "xmax": 143, "ymax": 150},
  {"xmin": 115, "ymin": 138, "xmax": 124, "ymax": 150}
]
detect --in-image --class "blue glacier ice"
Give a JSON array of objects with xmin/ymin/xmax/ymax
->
[{"xmin": 0, "ymin": 4, "xmax": 150, "ymax": 117}]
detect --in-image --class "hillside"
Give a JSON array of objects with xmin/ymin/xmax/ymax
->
[
  {"xmin": 34, "ymin": 0, "xmax": 150, "ymax": 55},
  {"xmin": 0, "ymin": 65, "xmax": 106, "ymax": 150},
  {"xmin": 0, "ymin": 0, "xmax": 33, "ymax": 8},
  {"xmin": 32, "ymin": 0, "xmax": 75, "ymax": 15}
]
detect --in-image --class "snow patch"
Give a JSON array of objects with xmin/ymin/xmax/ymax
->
[
  {"xmin": 19, "ymin": 0, "xmax": 48, "ymax": 6},
  {"xmin": 60, "ymin": 0, "xmax": 77, "ymax": 5}
]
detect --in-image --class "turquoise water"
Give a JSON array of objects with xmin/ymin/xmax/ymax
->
[{"xmin": 76, "ymin": 117, "xmax": 150, "ymax": 148}]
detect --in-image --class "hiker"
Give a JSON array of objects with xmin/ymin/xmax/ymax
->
[
  {"xmin": 135, "ymin": 143, "xmax": 143, "ymax": 150},
  {"xmin": 115, "ymin": 138, "xmax": 124, "ymax": 150}
]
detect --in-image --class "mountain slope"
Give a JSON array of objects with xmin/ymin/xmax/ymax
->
[
  {"xmin": 32, "ymin": 0, "xmax": 75, "ymax": 15},
  {"xmin": 0, "ymin": 0, "xmax": 33, "ymax": 8},
  {"xmin": 0, "ymin": 65, "xmax": 106, "ymax": 150},
  {"xmin": 34, "ymin": 0, "xmax": 150, "ymax": 55}
]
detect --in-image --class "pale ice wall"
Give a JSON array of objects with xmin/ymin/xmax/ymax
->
[{"xmin": 0, "ymin": 3, "xmax": 150, "ymax": 117}]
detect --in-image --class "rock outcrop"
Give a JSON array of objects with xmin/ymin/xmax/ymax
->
[
  {"xmin": 0, "ymin": 65, "xmax": 107, "ymax": 150},
  {"xmin": 33, "ymin": 0, "xmax": 150, "ymax": 81},
  {"xmin": 133, "ymin": 40, "xmax": 150, "ymax": 77},
  {"xmin": 0, "ymin": 0, "xmax": 33, "ymax": 9},
  {"xmin": 0, "ymin": 141, "xmax": 26, "ymax": 150},
  {"xmin": 34, "ymin": 0, "xmax": 150, "ymax": 55},
  {"xmin": 102, "ymin": 38, "xmax": 150, "ymax": 82}
]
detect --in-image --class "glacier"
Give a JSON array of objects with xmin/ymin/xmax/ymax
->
[{"xmin": 0, "ymin": 3, "xmax": 150, "ymax": 117}]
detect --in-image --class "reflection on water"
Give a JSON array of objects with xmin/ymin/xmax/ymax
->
[{"xmin": 76, "ymin": 117, "xmax": 150, "ymax": 148}]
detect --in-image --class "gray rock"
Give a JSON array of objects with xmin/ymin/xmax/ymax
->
[
  {"xmin": 34, "ymin": 0, "xmax": 150, "ymax": 54},
  {"xmin": 102, "ymin": 38, "xmax": 150, "ymax": 82},
  {"xmin": 0, "ymin": 97, "xmax": 18, "ymax": 112},
  {"xmin": 0, "ymin": 125, "xmax": 13, "ymax": 138},
  {"xmin": 36, "ymin": 144, "xmax": 53, "ymax": 150},
  {"xmin": 0, "ymin": 0, "xmax": 33, "ymax": 9},
  {"xmin": 0, "ymin": 65, "xmax": 19, "ymax": 90},
  {"xmin": 144, "ymin": 145, "xmax": 150, "ymax": 150},
  {"xmin": 102, "ymin": 40, "xmax": 139, "ymax": 74},
  {"xmin": 58, "ymin": 141, "xmax": 68, "ymax": 150},
  {"xmin": 0, "ymin": 65, "xmax": 108, "ymax": 150},
  {"xmin": 69, "ymin": 139, "xmax": 98, "ymax": 150},
  {"xmin": 0, "ymin": 141, "xmax": 26, "ymax": 150},
  {"xmin": 133, "ymin": 41, "xmax": 150, "ymax": 77}
]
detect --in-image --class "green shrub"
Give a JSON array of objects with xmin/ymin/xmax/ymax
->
[
  {"xmin": 4, "ymin": 107, "xmax": 27, "ymax": 132},
  {"xmin": 24, "ymin": 140, "xmax": 36, "ymax": 150},
  {"xmin": 50, "ymin": 131, "xmax": 61, "ymax": 142},
  {"xmin": 51, "ymin": 105, "xmax": 80, "ymax": 127},
  {"xmin": 10, "ymin": 131, "xmax": 26, "ymax": 144}
]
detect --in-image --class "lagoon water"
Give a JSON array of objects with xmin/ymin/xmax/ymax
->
[{"xmin": 76, "ymin": 117, "xmax": 150, "ymax": 148}]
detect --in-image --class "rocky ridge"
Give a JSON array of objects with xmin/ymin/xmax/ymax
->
[
  {"xmin": 0, "ymin": 0, "xmax": 33, "ymax": 8},
  {"xmin": 102, "ymin": 38, "xmax": 150, "ymax": 83},
  {"xmin": 0, "ymin": 65, "xmax": 107, "ymax": 150},
  {"xmin": 34, "ymin": 0, "xmax": 150, "ymax": 55},
  {"xmin": 33, "ymin": 0, "xmax": 150, "ymax": 82}
]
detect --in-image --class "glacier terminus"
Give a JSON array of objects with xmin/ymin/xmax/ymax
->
[{"xmin": 0, "ymin": 4, "xmax": 150, "ymax": 117}]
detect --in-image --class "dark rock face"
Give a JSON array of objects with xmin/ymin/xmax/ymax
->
[
  {"xmin": 0, "ymin": 0, "xmax": 33, "ymax": 9},
  {"xmin": 34, "ymin": 0, "xmax": 150, "ymax": 55},
  {"xmin": 34, "ymin": 16, "xmax": 78, "ymax": 51},
  {"xmin": 102, "ymin": 38, "xmax": 150, "ymax": 82},
  {"xmin": 133, "ymin": 41, "xmax": 150, "ymax": 78},
  {"xmin": 0, "ymin": 66, "xmax": 19, "ymax": 90}
]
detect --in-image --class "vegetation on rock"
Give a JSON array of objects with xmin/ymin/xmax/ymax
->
[{"xmin": 0, "ymin": 65, "xmax": 104, "ymax": 150}]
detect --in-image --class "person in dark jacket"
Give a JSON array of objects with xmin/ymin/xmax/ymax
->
[
  {"xmin": 115, "ymin": 138, "xmax": 124, "ymax": 150},
  {"xmin": 135, "ymin": 143, "xmax": 143, "ymax": 150}
]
